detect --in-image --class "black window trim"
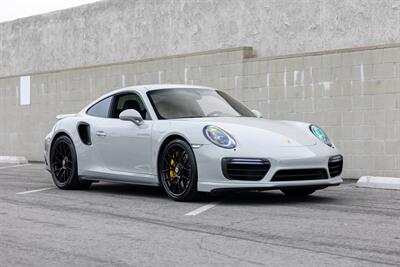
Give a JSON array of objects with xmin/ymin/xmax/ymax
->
[{"xmin": 86, "ymin": 91, "xmax": 153, "ymax": 120}]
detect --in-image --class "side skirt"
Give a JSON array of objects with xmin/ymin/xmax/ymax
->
[{"xmin": 79, "ymin": 176, "xmax": 160, "ymax": 187}]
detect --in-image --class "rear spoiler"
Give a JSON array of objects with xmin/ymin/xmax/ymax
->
[{"xmin": 56, "ymin": 114, "xmax": 76, "ymax": 120}]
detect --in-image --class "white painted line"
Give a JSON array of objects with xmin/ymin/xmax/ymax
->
[
  {"xmin": 16, "ymin": 187, "xmax": 54, "ymax": 195},
  {"xmin": 357, "ymin": 176, "xmax": 400, "ymax": 190},
  {"xmin": 0, "ymin": 164, "xmax": 32, "ymax": 170},
  {"xmin": 185, "ymin": 203, "xmax": 218, "ymax": 216}
]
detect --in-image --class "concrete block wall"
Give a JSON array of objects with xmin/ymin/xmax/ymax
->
[
  {"xmin": 1, "ymin": 45, "xmax": 400, "ymax": 178},
  {"xmin": 0, "ymin": 47, "xmax": 251, "ymax": 161},
  {"xmin": 241, "ymin": 46, "xmax": 400, "ymax": 178}
]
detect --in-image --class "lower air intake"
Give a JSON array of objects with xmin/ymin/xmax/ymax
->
[
  {"xmin": 222, "ymin": 158, "xmax": 270, "ymax": 181},
  {"xmin": 271, "ymin": 169, "xmax": 328, "ymax": 182},
  {"xmin": 328, "ymin": 155, "xmax": 343, "ymax": 177}
]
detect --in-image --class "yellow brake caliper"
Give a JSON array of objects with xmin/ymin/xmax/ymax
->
[
  {"xmin": 169, "ymin": 158, "xmax": 175, "ymax": 177},
  {"xmin": 169, "ymin": 150, "xmax": 180, "ymax": 179}
]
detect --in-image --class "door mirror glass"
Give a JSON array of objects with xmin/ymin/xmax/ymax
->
[
  {"xmin": 252, "ymin": 109, "xmax": 263, "ymax": 118},
  {"xmin": 119, "ymin": 109, "xmax": 144, "ymax": 125}
]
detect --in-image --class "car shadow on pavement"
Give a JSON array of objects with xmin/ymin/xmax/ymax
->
[
  {"xmin": 85, "ymin": 182, "xmax": 337, "ymax": 205},
  {"xmin": 87, "ymin": 183, "xmax": 167, "ymax": 199},
  {"xmin": 217, "ymin": 190, "xmax": 338, "ymax": 206}
]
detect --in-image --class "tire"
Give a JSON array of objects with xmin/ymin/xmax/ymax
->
[
  {"xmin": 281, "ymin": 188, "xmax": 316, "ymax": 197},
  {"xmin": 50, "ymin": 135, "xmax": 91, "ymax": 190},
  {"xmin": 158, "ymin": 139, "xmax": 198, "ymax": 201}
]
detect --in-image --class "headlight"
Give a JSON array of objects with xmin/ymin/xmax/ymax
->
[
  {"xmin": 203, "ymin": 125, "xmax": 236, "ymax": 149},
  {"xmin": 310, "ymin": 125, "xmax": 333, "ymax": 147}
]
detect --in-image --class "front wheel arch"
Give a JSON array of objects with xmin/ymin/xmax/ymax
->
[
  {"xmin": 156, "ymin": 134, "xmax": 192, "ymax": 179},
  {"xmin": 157, "ymin": 137, "xmax": 199, "ymax": 201}
]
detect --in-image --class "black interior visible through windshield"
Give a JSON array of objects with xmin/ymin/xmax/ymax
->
[{"xmin": 147, "ymin": 88, "xmax": 255, "ymax": 119}]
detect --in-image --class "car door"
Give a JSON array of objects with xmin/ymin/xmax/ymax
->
[
  {"xmin": 95, "ymin": 92, "xmax": 153, "ymax": 182},
  {"xmin": 81, "ymin": 96, "xmax": 113, "ymax": 176}
]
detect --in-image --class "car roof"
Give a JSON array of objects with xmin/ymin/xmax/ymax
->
[
  {"xmin": 80, "ymin": 84, "xmax": 216, "ymax": 114},
  {"xmin": 107, "ymin": 84, "xmax": 215, "ymax": 95}
]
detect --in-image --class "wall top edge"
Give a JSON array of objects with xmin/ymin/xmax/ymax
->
[
  {"xmin": 246, "ymin": 42, "xmax": 400, "ymax": 62},
  {"xmin": 2, "ymin": 41, "xmax": 400, "ymax": 80},
  {"xmin": 0, "ymin": 46, "xmax": 253, "ymax": 80}
]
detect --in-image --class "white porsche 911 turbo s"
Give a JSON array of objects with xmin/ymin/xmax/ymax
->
[{"xmin": 44, "ymin": 84, "xmax": 343, "ymax": 201}]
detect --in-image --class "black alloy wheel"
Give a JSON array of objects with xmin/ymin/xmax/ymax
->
[
  {"xmin": 50, "ymin": 135, "xmax": 91, "ymax": 189},
  {"xmin": 159, "ymin": 139, "xmax": 198, "ymax": 201}
]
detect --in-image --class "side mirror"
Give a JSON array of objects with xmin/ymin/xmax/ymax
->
[
  {"xmin": 119, "ymin": 109, "xmax": 144, "ymax": 125},
  {"xmin": 252, "ymin": 109, "xmax": 263, "ymax": 118}
]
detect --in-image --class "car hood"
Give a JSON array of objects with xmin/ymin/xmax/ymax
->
[{"xmin": 177, "ymin": 117, "xmax": 317, "ymax": 147}]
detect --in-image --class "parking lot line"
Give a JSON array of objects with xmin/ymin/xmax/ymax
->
[
  {"xmin": 16, "ymin": 187, "xmax": 55, "ymax": 195},
  {"xmin": 0, "ymin": 164, "xmax": 32, "ymax": 170},
  {"xmin": 185, "ymin": 203, "xmax": 218, "ymax": 216}
]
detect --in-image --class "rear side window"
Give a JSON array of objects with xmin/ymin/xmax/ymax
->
[{"xmin": 87, "ymin": 97, "xmax": 112, "ymax": 118}]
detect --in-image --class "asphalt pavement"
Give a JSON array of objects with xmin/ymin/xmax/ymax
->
[{"xmin": 1, "ymin": 163, "xmax": 400, "ymax": 267}]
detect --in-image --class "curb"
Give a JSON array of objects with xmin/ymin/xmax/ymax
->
[
  {"xmin": 356, "ymin": 176, "xmax": 400, "ymax": 190},
  {"xmin": 0, "ymin": 156, "xmax": 29, "ymax": 164}
]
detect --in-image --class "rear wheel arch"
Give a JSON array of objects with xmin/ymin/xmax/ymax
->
[
  {"xmin": 49, "ymin": 133, "xmax": 90, "ymax": 190},
  {"xmin": 50, "ymin": 132, "xmax": 74, "ymax": 162}
]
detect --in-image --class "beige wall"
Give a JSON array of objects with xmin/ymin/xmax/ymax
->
[{"xmin": 1, "ymin": 45, "xmax": 400, "ymax": 178}]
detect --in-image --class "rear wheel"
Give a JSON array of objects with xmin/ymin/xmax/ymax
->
[
  {"xmin": 50, "ymin": 135, "xmax": 91, "ymax": 190},
  {"xmin": 281, "ymin": 188, "xmax": 316, "ymax": 197},
  {"xmin": 158, "ymin": 139, "xmax": 198, "ymax": 201}
]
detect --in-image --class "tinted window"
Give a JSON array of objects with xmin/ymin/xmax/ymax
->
[
  {"xmin": 110, "ymin": 93, "xmax": 149, "ymax": 120},
  {"xmin": 147, "ymin": 88, "xmax": 255, "ymax": 119},
  {"xmin": 87, "ymin": 97, "xmax": 112, "ymax": 118}
]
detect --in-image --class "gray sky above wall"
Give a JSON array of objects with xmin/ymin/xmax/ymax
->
[{"xmin": 0, "ymin": 0, "xmax": 100, "ymax": 22}]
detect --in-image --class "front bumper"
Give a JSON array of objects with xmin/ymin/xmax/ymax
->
[{"xmin": 193, "ymin": 143, "xmax": 343, "ymax": 192}]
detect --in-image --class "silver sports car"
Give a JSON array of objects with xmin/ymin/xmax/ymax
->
[{"xmin": 44, "ymin": 84, "xmax": 343, "ymax": 201}]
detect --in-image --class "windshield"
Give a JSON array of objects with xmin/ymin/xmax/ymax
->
[{"xmin": 147, "ymin": 88, "xmax": 255, "ymax": 119}]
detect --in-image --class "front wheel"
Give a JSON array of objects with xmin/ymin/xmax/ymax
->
[
  {"xmin": 158, "ymin": 139, "xmax": 198, "ymax": 201},
  {"xmin": 281, "ymin": 188, "xmax": 316, "ymax": 197},
  {"xmin": 50, "ymin": 135, "xmax": 91, "ymax": 190}
]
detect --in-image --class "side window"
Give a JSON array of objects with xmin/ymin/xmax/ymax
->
[
  {"xmin": 87, "ymin": 97, "xmax": 112, "ymax": 118},
  {"xmin": 110, "ymin": 93, "xmax": 149, "ymax": 120}
]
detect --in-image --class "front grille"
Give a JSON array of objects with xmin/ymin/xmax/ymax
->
[
  {"xmin": 328, "ymin": 155, "xmax": 343, "ymax": 177},
  {"xmin": 271, "ymin": 169, "xmax": 328, "ymax": 182},
  {"xmin": 222, "ymin": 158, "xmax": 271, "ymax": 181}
]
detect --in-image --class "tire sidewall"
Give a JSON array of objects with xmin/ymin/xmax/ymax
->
[
  {"xmin": 158, "ymin": 139, "xmax": 198, "ymax": 201},
  {"xmin": 50, "ymin": 135, "xmax": 78, "ymax": 189}
]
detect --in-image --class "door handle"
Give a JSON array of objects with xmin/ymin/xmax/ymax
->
[{"xmin": 96, "ymin": 131, "xmax": 107, "ymax": 137}]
